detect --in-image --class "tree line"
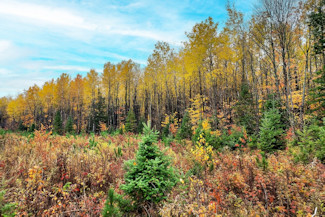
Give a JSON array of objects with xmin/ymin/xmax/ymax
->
[{"xmin": 0, "ymin": 0, "xmax": 324, "ymax": 134}]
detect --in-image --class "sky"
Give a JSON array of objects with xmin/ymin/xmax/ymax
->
[{"xmin": 0, "ymin": 0, "xmax": 256, "ymax": 97}]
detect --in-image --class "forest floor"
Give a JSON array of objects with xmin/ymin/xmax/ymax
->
[{"xmin": 0, "ymin": 129, "xmax": 324, "ymax": 216}]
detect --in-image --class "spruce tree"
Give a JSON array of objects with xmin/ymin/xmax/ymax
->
[
  {"xmin": 125, "ymin": 109, "xmax": 137, "ymax": 133},
  {"xmin": 309, "ymin": 66, "xmax": 325, "ymax": 119},
  {"xmin": 102, "ymin": 189, "xmax": 122, "ymax": 217},
  {"xmin": 53, "ymin": 110, "xmax": 63, "ymax": 135},
  {"xmin": 259, "ymin": 108, "xmax": 285, "ymax": 153},
  {"xmin": 262, "ymin": 93, "xmax": 288, "ymax": 127},
  {"xmin": 309, "ymin": 0, "xmax": 325, "ymax": 118},
  {"xmin": 177, "ymin": 111, "xmax": 192, "ymax": 139},
  {"xmin": 94, "ymin": 92, "xmax": 106, "ymax": 133},
  {"xmin": 235, "ymin": 82, "xmax": 257, "ymax": 134},
  {"xmin": 65, "ymin": 116, "xmax": 74, "ymax": 134},
  {"xmin": 28, "ymin": 123, "xmax": 35, "ymax": 132},
  {"xmin": 121, "ymin": 122, "xmax": 178, "ymax": 208}
]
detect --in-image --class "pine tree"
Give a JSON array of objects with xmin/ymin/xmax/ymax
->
[
  {"xmin": 125, "ymin": 109, "xmax": 137, "ymax": 133},
  {"xmin": 262, "ymin": 93, "xmax": 289, "ymax": 127},
  {"xmin": 121, "ymin": 122, "xmax": 178, "ymax": 209},
  {"xmin": 235, "ymin": 83, "xmax": 257, "ymax": 134},
  {"xmin": 177, "ymin": 111, "xmax": 192, "ymax": 139},
  {"xmin": 53, "ymin": 110, "xmax": 63, "ymax": 135},
  {"xmin": 309, "ymin": 0, "xmax": 325, "ymax": 118},
  {"xmin": 93, "ymin": 92, "xmax": 106, "ymax": 133},
  {"xmin": 309, "ymin": 0, "xmax": 325, "ymax": 61},
  {"xmin": 28, "ymin": 123, "xmax": 35, "ymax": 132},
  {"xmin": 18, "ymin": 121, "xmax": 27, "ymax": 131},
  {"xmin": 259, "ymin": 108, "xmax": 285, "ymax": 153},
  {"xmin": 102, "ymin": 189, "xmax": 122, "ymax": 217},
  {"xmin": 65, "ymin": 116, "xmax": 74, "ymax": 134}
]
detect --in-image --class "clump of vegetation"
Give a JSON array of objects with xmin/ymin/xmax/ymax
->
[
  {"xmin": 291, "ymin": 118, "xmax": 325, "ymax": 163},
  {"xmin": 0, "ymin": 190, "xmax": 16, "ymax": 217},
  {"xmin": 256, "ymin": 151, "xmax": 268, "ymax": 171}
]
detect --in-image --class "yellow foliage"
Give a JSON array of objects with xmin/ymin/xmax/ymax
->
[
  {"xmin": 189, "ymin": 95, "xmax": 209, "ymax": 131},
  {"xmin": 161, "ymin": 112, "xmax": 179, "ymax": 136},
  {"xmin": 201, "ymin": 119, "xmax": 211, "ymax": 131},
  {"xmin": 191, "ymin": 133, "xmax": 213, "ymax": 165}
]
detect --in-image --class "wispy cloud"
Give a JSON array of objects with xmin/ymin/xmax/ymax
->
[
  {"xmin": 43, "ymin": 65, "xmax": 93, "ymax": 72},
  {"xmin": 0, "ymin": 1, "xmax": 96, "ymax": 30},
  {"xmin": 0, "ymin": 40, "xmax": 32, "ymax": 64}
]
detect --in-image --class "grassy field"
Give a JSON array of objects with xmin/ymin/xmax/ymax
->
[{"xmin": 0, "ymin": 128, "xmax": 324, "ymax": 216}]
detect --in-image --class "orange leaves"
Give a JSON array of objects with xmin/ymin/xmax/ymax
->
[
  {"xmin": 285, "ymin": 127, "xmax": 294, "ymax": 141},
  {"xmin": 2, "ymin": 129, "xmax": 325, "ymax": 216}
]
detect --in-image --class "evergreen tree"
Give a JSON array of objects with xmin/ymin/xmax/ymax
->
[
  {"xmin": 309, "ymin": 67, "xmax": 325, "ymax": 118},
  {"xmin": 125, "ymin": 109, "xmax": 137, "ymax": 133},
  {"xmin": 65, "ymin": 116, "xmax": 74, "ymax": 134},
  {"xmin": 93, "ymin": 92, "xmax": 107, "ymax": 133},
  {"xmin": 102, "ymin": 189, "xmax": 122, "ymax": 217},
  {"xmin": 53, "ymin": 110, "xmax": 63, "ymax": 135},
  {"xmin": 259, "ymin": 108, "xmax": 285, "ymax": 153},
  {"xmin": 309, "ymin": 0, "xmax": 325, "ymax": 61},
  {"xmin": 262, "ymin": 93, "xmax": 289, "ymax": 127},
  {"xmin": 18, "ymin": 121, "xmax": 27, "ymax": 131},
  {"xmin": 121, "ymin": 122, "xmax": 178, "ymax": 209},
  {"xmin": 309, "ymin": 0, "xmax": 325, "ymax": 118},
  {"xmin": 28, "ymin": 123, "xmax": 35, "ymax": 132},
  {"xmin": 235, "ymin": 83, "xmax": 257, "ymax": 134},
  {"xmin": 177, "ymin": 111, "xmax": 192, "ymax": 139}
]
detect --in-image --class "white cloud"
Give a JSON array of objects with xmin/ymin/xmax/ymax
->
[
  {"xmin": 0, "ymin": 40, "xmax": 11, "ymax": 52},
  {"xmin": 0, "ymin": 40, "xmax": 32, "ymax": 64},
  {"xmin": 0, "ymin": 68, "xmax": 12, "ymax": 76},
  {"xmin": 0, "ymin": 0, "xmax": 186, "ymax": 45},
  {"xmin": 43, "ymin": 65, "xmax": 91, "ymax": 72},
  {"xmin": 0, "ymin": 1, "xmax": 96, "ymax": 30},
  {"xmin": 0, "ymin": 72, "xmax": 49, "ymax": 97}
]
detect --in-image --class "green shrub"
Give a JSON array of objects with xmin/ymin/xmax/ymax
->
[
  {"xmin": 256, "ymin": 151, "xmax": 268, "ymax": 171},
  {"xmin": 114, "ymin": 147, "xmax": 123, "ymax": 159},
  {"xmin": 162, "ymin": 135, "xmax": 174, "ymax": 146},
  {"xmin": 197, "ymin": 126, "xmax": 247, "ymax": 151},
  {"xmin": 0, "ymin": 129, "xmax": 8, "ymax": 136},
  {"xmin": 0, "ymin": 190, "xmax": 16, "ymax": 217},
  {"xmin": 292, "ymin": 119, "xmax": 325, "ymax": 164},
  {"xmin": 88, "ymin": 133, "xmax": 97, "ymax": 149},
  {"xmin": 121, "ymin": 122, "xmax": 178, "ymax": 209},
  {"xmin": 259, "ymin": 108, "xmax": 285, "ymax": 153},
  {"xmin": 102, "ymin": 188, "xmax": 133, "ymax": 217},
  {"xmin": 102, "ymin": 189, "xmax": 122, "ymax": 217}
]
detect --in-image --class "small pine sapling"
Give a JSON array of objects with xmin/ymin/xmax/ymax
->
[
  {"xmin": 121, "ymin": 121, "xmax": 178, "ymax": 211},
  {"xmin": 259, "ymin": 108, "xmax": 285, "ymax": 153}
]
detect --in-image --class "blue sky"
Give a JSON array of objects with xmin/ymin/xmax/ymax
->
[{"xmin": 0, "ymin": 0, "xmax": 256, "ymax": 97}]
